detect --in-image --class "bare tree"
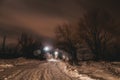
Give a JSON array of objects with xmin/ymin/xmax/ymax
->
[
  {"xmin": 17, "ymin": 32, "xmax": 41, "ymax": 58},
  {"xmin": 55, "ymin": 24, "xmax": 79, "ymax": 65},
  {"xmin": 77, "ymin": 9, "xmax": 115, "ymax": 60}
]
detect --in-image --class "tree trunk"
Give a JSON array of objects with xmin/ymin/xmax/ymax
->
[
  {"xmin": 71, "ymin": 49, "xmax": 78, "ymax": 65},
  {"xmin": 2, "ymin": 35, "xmax": 6, "ymax": 52}
]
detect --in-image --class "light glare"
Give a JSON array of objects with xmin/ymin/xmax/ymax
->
[
  {"xmin": 44, "ymin": 46, "xmax": 50, "ymax": 51},
  {"xmin": 54, "ymin": 51, "xmax": 59, "ymax": 55}
]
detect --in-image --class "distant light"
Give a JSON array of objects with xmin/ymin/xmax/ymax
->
[
  {"xmin": 44, "ymin": 46, "xmax": 50, "ymax": 52},
  {"xmin": 47, "ymin": 58, "xmax": 59, "ymax": 62},
  {"xmin": 54, "ymin": 51, "xmax": 59, "ymax": 55}
]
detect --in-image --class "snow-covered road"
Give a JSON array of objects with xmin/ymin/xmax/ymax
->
[{"xmin": 0, "ymin": 60, "xmax": 95, "ymax": 80}]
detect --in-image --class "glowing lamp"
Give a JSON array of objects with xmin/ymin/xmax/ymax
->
[
  {"xmin": 44, "ymin": 46, "xmax": 50, "ymax": 52},
  {"xmin": 54, "ymin": 51, "xmax": 59, "ymax": 55}
]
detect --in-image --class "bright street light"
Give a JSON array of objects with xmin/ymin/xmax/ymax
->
[
  {"xmin": 54, "ymin": 51, "xmax": 59, "ymax": 55},
  {"xmin": 43, "ymin": 46, "xmax": 50, "ymax": 52}
]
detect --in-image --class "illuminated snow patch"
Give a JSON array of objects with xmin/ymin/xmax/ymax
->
[
  {"xmin": 64, "ymin": 65, "xmax": 96, "ymax": 80},
  {"xmin": 47, "ymin": 58, "xmax": 59, "ymax": 62},
  {"xmin": 0, "ymin": 64, "xmax": 14, "ymax": 68}
]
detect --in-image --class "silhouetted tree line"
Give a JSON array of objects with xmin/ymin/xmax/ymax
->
[
  {"xmin": 55, "ymin": 24, "xmax": 79, "ymax": 65},
  {"xmin": 55, "ymin": 9, "xmax": 120, "ymax": 64},
  {"xmin": 0, "ymin": 32, "xmax": 43, "ymax": 59}
]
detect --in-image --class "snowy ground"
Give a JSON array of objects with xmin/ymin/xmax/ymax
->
[
  {"xmin": 76, "ymin": 61, "xmax": 120, "ymax": 80},
  {"xmin": 0, "ymin": 58, "xmax": 119, "ymax": 80}
]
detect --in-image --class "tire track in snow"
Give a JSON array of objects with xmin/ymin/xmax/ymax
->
[{"xmin": 0, "ymin": 61, "xmax": 95, "ymax": 80}]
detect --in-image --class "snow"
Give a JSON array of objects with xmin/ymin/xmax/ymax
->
[
  {"xmin": 76, "ymin": 61, "xmax": 120, "ymax": 80},
  {"xmin": 0, "ymin": 58, "xmax": 119, "ymax": 80},
  {"xmin": 63, "ymin": 63, "xmax": 96, "ymax": 80},
  {"xmin": 47, "ymin": 58, "xmax": 60, "ymax": 62},
  {"xmin": 0, "ymin": 64, "xmax": 14, "ymax": 68}
]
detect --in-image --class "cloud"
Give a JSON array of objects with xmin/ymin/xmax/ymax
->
[
  {"xmin": 0, "ymin": 0, "xmax": 120, "ymax": 38},
  {"xmin": 0, "ymin": 0, "xmax": 82, "ymax": 32}
]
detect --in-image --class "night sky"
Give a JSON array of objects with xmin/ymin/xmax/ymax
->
[{"xmin": 0, "ymin": 0, "xmax": 120, "ymax": 38}]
